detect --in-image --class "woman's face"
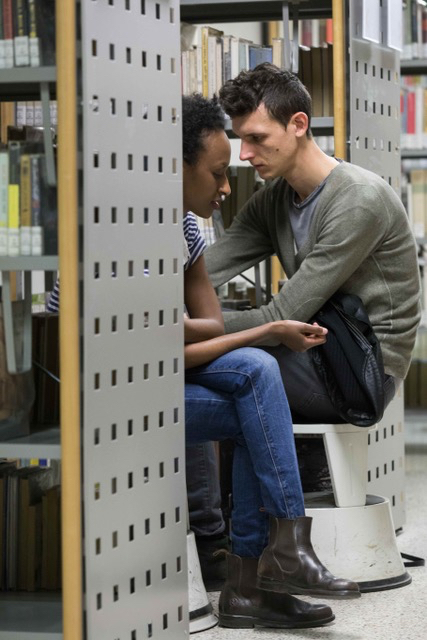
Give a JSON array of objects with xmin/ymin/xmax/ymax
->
[{"xmin": 183, "ymin": 129, "xmax": 231, "ymax": 219}]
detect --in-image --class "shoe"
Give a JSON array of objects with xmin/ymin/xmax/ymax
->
[
  {"xmin": 219, "ymin": 553, "xmax": 335, "ymax": 629},
  {"xmin": 195, "ymin": 533, "xmax": 230, "ymax": 592},
  {"xmin": 257, "ymin": 516, "xmax": 361, "ymax": 599}
]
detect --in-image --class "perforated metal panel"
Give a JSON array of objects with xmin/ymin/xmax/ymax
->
[
  {"xmin": 80, "ymin": 2, "xmax": 188, "ymax": 639},
  {"xmin": 348, "ymin": 28, "xmax": 401, "ymax": 191},
  {"xmin": 348, "ymin": 5, "xmax": 405, "ymax": 529}
]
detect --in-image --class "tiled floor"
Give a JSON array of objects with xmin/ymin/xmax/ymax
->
[{"xmin": 198, "ymin": 410, "xmax": 427, "ymax": 640}]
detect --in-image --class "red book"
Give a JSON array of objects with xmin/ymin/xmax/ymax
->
[
  {"xmin": 2, "ymin": 0, "xmax": 13, "ymax": 40},
  {"xmin": 406, "ymin": 90, "xmax": 416, "ymax": 136},
  {"xmin": 325, "ymin": 18, "xmax": 333, "ymax": 44}
]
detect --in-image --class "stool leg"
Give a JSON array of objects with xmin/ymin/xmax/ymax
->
[{"xmin": 323, "ymin": 431, "xmax": 369, "ymax": 507}]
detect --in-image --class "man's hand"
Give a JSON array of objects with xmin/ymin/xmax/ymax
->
[{"xmin": 270, "ymin": 320, "xmax": 327, "ymax": 352}]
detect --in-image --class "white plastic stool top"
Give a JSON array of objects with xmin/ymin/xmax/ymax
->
[{"xmin": 294, "ymin": 423, "xmax": 378, "ymax": 507}]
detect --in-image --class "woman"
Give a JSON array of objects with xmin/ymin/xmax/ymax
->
[{"xmin": 181, "ymin": 94, "xmax": 359, "ymax": 630}]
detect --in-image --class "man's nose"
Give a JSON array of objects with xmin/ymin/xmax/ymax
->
[{"xmin": 239, "ymin": 142, "xmax": 254, "ymax": 161}]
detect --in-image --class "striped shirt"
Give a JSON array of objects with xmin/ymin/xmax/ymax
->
[{"xmin": 46, "ymin": 213, "xmax": 205, "ymax": 312}]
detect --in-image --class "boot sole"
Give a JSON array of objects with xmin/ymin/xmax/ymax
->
[
  {"xmin": 257, "ymin": 576, "xmax": 361, "ymax": 599},
  {"xmin": 219, "ymin": 612, "xmax": 336, "ymax": 629}
]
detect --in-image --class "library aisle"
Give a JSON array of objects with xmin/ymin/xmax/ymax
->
[{"xmin": 202, "ymin": 410, "xmax": 427, "ymax": 640}]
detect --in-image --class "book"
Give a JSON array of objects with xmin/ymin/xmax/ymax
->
[
  {"xmin": 310, "ymin": 47, "xmax": 324, "ymax": 117},
  {"xmin": 7, "ymin": 141, "xmax": 21, "ymax": 256},
  {"xmin": 248, "ymin": 44, "xmax": 272, "ymax": 70},
  {"xmin": 35, "ymin": 0, "xmax": 55, "ymax": 66},
  {"xmin": 201, "ymin": 26, "xmax": 223, "ymax": 97},
  {"xmin": 19, "ymin": 153, "xmax": 32, "ymax": 255},
  {"xmin": 13, "ymin": 0, "xmax": 30, "ymax": 66},
  {"xmin": 30, "ymin": 153, "xmax": 43, "ymax": 255},
  {"xmin": 39, "ymin": 154, "xmax": 57, "ymax": 255},
  {"xmin": 41, "ymin": 484, "xmax": 60, "ymax": 590},
  {"xmin": 2, "ymin": 0, "xmax": 14, "ymax": 68},
  {"xmin": 321, "ymin": 43, "xmax": 334, "ymax": 118},
  {"xmin": 28, "ymin": 0, "xmax": 40, "ymax": 66},
  {"xmin": 0, "ymin": 148, "xmax": 8, "ymax": 256},
  {"xmin": 18, "ymin": 466, "xmax": 55, "ymax": 591}
]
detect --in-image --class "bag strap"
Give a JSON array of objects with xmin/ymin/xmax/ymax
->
[{"xmin": 401, "ymin": 552, "xmax": 425, "ymax": 568}]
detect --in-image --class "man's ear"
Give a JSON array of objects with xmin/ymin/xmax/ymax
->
[{"xmin": 291, "ymin": 111, "xmax": 309, "ymax": 137}]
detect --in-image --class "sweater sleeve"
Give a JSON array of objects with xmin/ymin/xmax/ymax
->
[
  {"xmin": 204, "ymin": 187, "xmax": 275, "ymax": 288},
  {"xmin": 219, "ymin": 182, "xmax": 392, "ymax": 335}
]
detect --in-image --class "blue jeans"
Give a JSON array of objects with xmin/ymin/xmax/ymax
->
[{"xmin": 185, "ymin": 348, "xmax": 305, "ymax": 557}]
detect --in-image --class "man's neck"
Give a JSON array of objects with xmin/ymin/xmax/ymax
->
[{"xmin": 286, "ymin": 141, "xmax": 339, "ymax": 202}]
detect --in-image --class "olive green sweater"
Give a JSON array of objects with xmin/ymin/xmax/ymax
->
[{"xmin": 205, "ymin": 161, "xmax": 421, "ymax": 379}]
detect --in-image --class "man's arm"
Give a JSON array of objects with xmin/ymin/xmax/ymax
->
[{"xmin": 208, "ymin": 183, "xmax": 391, "ymax": 335}]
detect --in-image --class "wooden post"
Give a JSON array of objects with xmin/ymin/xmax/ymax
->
[
  {"xmin": 56, "ymin": 1, "xmax": 82, "ymax": 638},
  {"xmin": 332, "ymin": 0, "xmax": 347, "ymax": 160}
]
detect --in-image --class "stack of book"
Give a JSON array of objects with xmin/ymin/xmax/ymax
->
[
  {"xmin": 401, "ymin": 0, "xmax": 427, "ymax": 60},
  {"xmin": 0, "ymin": 138, "xmax": 57, "ymax": 257},
  {"xmin": 0, "ymin": 0, "xmax": 55, "ymax": 68},
  {"xmin": 181, "ymin": 23, "xmax": 334, "ymax": 118},
  {"xmin": 0, "ymin": 459, "xmax": 61, "ymax": 591},
  {"xmin": 401, "ymin": 75, "xmax": 427, "ymax": 150}
]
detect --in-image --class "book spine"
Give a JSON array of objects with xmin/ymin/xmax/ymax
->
[
  {"xmin": 0, "ymin": 150, "xmax": 8, "ymax": 256},
  {"xmin": 30, "ymin": 153, "xmax": 42, "ymax": 255},
  {"xmin": 2, "ymin": 0, "xmax": 14, "ymax": 67},
  {"xmin": 13, "ymin": 0, "xmax": 30, "ymax": 66},
  {"xmin": 7, "ymin": 142, "xmax": 20, "ymax": 256},
  {"xmin": 19, "ymin": 153, "xmax": 31, "ymax": 255},
  {"xmin": 28, "ymin": 0, "xmax": 39, "ymax": 66}
]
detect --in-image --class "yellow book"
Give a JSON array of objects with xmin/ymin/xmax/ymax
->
[
  {"xmin": 7, "ymin": 184, "xmax": 19, "ymax": 256},
  {"xmin": 7, "ymin": 142, "xmax": 21, "ymax": 256},
  {"xmin": 201, "ymin": 26, "xmax": 223, "ymax": 97}
]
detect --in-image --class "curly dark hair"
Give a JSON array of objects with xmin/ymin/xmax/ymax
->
[
  {"xmin": 182, "ymin": 94, "xmax": 226, "ymax": 166},
  {"xmin": 219, "ymin": 63, "xmax": 312, "ymax": 137}
]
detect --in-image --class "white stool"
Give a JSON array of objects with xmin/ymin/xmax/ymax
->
[
  {"xmin": 294, "ymin": 423, "xmax": 411, "ymax": 592},
  {"xmin": 187, "ymin": 530, "xmax": 218, "ymax": 633},
  {"xmin": 294, "ymin": 422, "xmax": 377, "ymax": 507}
]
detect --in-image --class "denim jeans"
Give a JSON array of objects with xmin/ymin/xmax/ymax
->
[
  {"xmin": 185, "ymin": 347, "xmax": 305, "ymax": 557},
  {"xmin": 185, "ymin": 442, "xmax": 225, "ymax": 538}
]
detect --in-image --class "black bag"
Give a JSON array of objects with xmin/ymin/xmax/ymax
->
[{"xmin": 309, "ymin": 292, "xmax": 386, "ymax": 427}]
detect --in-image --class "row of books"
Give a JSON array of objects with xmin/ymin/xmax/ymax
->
[
  {"xmin": 181, "ymin": 24, "xmax": 334, "ymax": 118},
  {"xmin": 0, "ymin": 459, "xmax": 61, "ymax": 591},
  {"xmin": 0, "ymin": 0, "xmax": 55, "ymax": 68},
  {"xmin": 401, "ymin": 164, "xmax": 427, "ymax": 239},
  {"xmin": 400, "ymin": 76, "xmax": 427, "ymax": 149},
  {"xmin": 0, "ymin": 140, "xmax": 57, "ymax": 257},
  {"xmin": 15, "ymin": 100, "xmax": 57, "ymax": 128},
  {"xmin": 402, "ymin": 0, "xmax": 427, "ymax": 60}
]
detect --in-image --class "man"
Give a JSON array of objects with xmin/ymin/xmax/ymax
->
[
  {"xmin": 189, "ymin": 63, "xmax": 421, "ymax": 590},
  {"xmin": 204, "ymin": 63, "xmax": 421, "ymax": 420}
]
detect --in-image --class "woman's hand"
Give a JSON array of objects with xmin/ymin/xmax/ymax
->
[{"xmin": 269, "ymin": 320, "xmax": 327, "ymax": 352}]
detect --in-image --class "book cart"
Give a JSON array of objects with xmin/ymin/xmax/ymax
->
[{"xmin": 0, "ymin": 0, "xmax": 413, "ymax": 638}]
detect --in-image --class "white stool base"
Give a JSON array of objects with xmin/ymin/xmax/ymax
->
[
  {"xmin": 306, "ymin": 494, "xmax": 412, "ymax": 592},
  {"xmin": 187, "ymin": 531, "xmax": 218, "ymax": 634}
]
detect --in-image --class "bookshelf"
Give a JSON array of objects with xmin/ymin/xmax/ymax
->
[{"xmin": 0, "ymin": 2, "xmax": 61, "ymax": 639}]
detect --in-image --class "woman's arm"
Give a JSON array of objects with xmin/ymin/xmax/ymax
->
[
  {"xmin": 185, "ymin": 320, "xmax": 327, "ymax": 369},
  {"xmin": 184, "ymin": 255, "xmax": 224, "ymax": 343}
]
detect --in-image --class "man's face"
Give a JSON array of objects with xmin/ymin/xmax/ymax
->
[
  {"xmin": 183, "ymin": 130, "xmax": 231, "ymax": 219},
  {"xmin": 232, "ymin": 103, "xmax": 298, "ymax": 180}
]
